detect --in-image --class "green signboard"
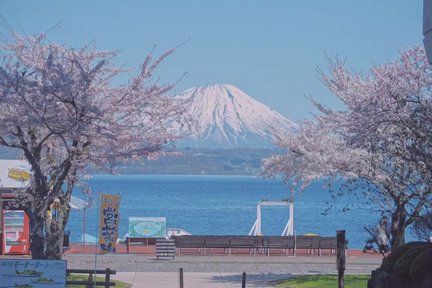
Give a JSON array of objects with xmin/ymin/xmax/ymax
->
[{"xmin": 128, "ymin": 217, "xmax": 166, "ymax": 238}]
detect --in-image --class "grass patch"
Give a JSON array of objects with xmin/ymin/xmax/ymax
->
[
  {"xmin": 67, "ymin": 274, "xmax": 131, "ymax": 288},
  {"xmin": 276, "ymin": 274, "xmax": 369, "ymax": 288}
]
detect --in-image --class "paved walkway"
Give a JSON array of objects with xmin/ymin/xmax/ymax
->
[
  {"xmin": 64, "ymin": 253, "xmax": 383, "ymax": 287},
  {"xmin": 112, "ymin": 272, "xmax": 292, "ymax": 288}
]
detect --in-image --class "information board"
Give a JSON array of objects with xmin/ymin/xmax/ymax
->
[
  {"xmin": 128, "ymin": 217, "xmax": 166, "ymax": 238},
  {"xmin": 0, "ymin": 259, "xmax": 66, "ymax": 287}
]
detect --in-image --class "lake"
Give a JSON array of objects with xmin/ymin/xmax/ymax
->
[{"xmin": 66, "ymin": 175, "xmax": 396, "ymax": 248}]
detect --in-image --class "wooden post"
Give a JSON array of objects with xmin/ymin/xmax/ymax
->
[
  {"xmin": 0, "ymin": 201, "xmax": 3, "ymax": 256},
  {"xmin": 179, "ymin": 267, "xmax": 184, "ymax": 288},
  {"xmin": 336, "ymin": 230, "xmax": 346, "ymax": 288},
  {"xmin": 86, "ymin": 273, "xmax": 93, "ymax": 288},
  {"xmin": 105, "ymin": 268, "xmax": 110, "ymax": 288},
  {"xmin": 242, "ymin": 271, "xmax": 246, "ymax": 288}
]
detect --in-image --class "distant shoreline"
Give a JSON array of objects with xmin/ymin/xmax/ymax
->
[{"xmin": 90, "ymin": 174, "xmax": 262, "ymax": 177}]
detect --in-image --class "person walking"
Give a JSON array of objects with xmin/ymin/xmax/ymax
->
[{"xmin": 376, "ymin": 216, "xmax": 390, "ymax": 255}]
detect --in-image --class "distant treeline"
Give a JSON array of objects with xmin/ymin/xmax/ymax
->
[
  {"xmin": 98, "ymin": 148, "xmax": 282, "ymax": 175},
  {"xmin": 0, "ymin": 147, "xmax": 282, "ymax": 175}
]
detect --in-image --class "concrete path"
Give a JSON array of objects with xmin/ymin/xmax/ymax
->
[
  {"xmin": 112, "ymin": 272, "xmax": 286, "ymax": 288},
  {"xmin": 64, "ymin": 254, "xmax": 383, "ymax": 287}
]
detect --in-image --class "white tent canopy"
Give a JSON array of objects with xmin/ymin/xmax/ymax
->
[
  {"xmin": 69, "ymin": 196, "xmax": 89, "ymax": 210},
  {"xmin": 79, "ymin": 233, "xmax": 98, "ymax": 244},
  {"xmin": 69, "ymin": 196, "xmax": 91, "ymax": 246}
]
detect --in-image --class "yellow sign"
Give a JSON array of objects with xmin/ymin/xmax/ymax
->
[
  {"xmin": 99, "ymin": 194, "xmax": 120, "ymax": 253},
  {"xmin": 8, "ymin": 167, "xmax": 32, "ymax": 181}
]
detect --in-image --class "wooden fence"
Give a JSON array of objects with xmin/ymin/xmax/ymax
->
[{"xmin": 66, "ymin": 268, "xmax": 116, "ymax": 287}]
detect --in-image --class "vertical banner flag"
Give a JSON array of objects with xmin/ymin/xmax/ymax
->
[{"xmin": 99, "ymin": 194, "xmax": 120, "ymax": 253}]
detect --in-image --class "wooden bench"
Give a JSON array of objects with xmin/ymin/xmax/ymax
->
[
  {"xmin": 175, "ymin": 235, "xmax": 262, "ymax": 255},
  {"xmin": 174, "ymin": 235, "xmax": 207, "ymax": 255},
  {"xmin": 295, "ymin": 235, "xmax": 321, "ymax": 255},
  {"xmin": 67, "ymin": 268, "xmax": 116, "ymax": 287},
  {"xmin": 318, "ymin": 236, "xmax": 337, "ymax": 256},
  {"xmin": 126, "ymin": 237, "xmax": 157, "ymax": 254},
  {"xmin": 203, "ymin": 236, "xmax": 230, "ymax": 255},
  {"xmin": 173, "ymin": 235, "xmax": 345, "ymax": 257},
  {"xmin": 263, "ymin": 236, "xmax": 295, "ymax": 255},
  {"xmin": 227, "ymin": 236, "xmax": 262, "ymax": 255},
  {"xmin": 295, "ymin": 236, "xmax": 346, "ymax": 256},
  {"xmin": 156, "ymin": 238, "xmax": 176, "ymax": 259}
]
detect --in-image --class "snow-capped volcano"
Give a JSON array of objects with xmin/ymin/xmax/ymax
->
[{"xmin": 176, "ymin": 84, "xmax": 297, "ymax": 148}]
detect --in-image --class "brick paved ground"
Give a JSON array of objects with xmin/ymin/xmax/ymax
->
[
  {"xmin": 63, "ymin": 251, "xmax": 382, "ymax": 287},
  {"xmin": 1, "ymin": 245, "xmax": 383, "ymax": 287}
]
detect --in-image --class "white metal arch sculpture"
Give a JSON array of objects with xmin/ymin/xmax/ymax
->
[{"xmin": 248, "ymin": 200, "xmax": 294, "ymax": 236}]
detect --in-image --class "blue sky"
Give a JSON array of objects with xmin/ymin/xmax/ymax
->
[{"xmin": 1, "ymin": 0, "xmax": 423, "ymax": 122}]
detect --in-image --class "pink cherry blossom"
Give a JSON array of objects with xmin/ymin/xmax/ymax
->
[
  {"xmin": 0, "ymin": 32, "xmax": 192, "ymax": 259},
  {"xmin": 263, "ymin": 47, "xmax": 432, "ymax": 249}
]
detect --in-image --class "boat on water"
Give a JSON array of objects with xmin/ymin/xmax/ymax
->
[{"xmin": 167, "ymin": 227, "xmax": 191, "ymax": 238}]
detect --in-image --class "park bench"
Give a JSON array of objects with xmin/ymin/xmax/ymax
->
[
  {"xmin": 203, "ymin": 236, "xmax": 230, "ymax": 254},
  {"xmin": 174, "ymin": 235, "xmax": 262, "ymax": 255},
  {"xmin": 318, "ymin": 236, "xmax": 337, "ymax": 256},
  {"xmin": 227, "ymin": 236, "xmax": 263, "ymax": 255},
  {"xmin": 174, "ymin": 235, "xmax": 207, "ymax": 255},
  {"xmin": 263, "ymin": 236, "xmax": 295, "ymax": 255},
  {"xmin": 295, "ymin": 235, "xmax": 321, "ymax": 255},
  {"xmin": 156, "ymin": 238, "xmax": 176, "ymax": 259},
  {"xmin": 295, "ymin": 236, "xmax": 346, "ymax": 256},
  {"xmin": 173, "ymin": 235, "xmax": 345, "ymax": 257},
  {"xmin": 126, "ymin": 237, "xmax": 157, "ymax": 254},
  {"xmin": 66, "ymin": 268, "xmax": 116, "ymax": 287}
]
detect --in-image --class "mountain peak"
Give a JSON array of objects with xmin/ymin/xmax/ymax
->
[{"xmin": 177, "ymin": 84, "xmax": 297, "ymax": 148}]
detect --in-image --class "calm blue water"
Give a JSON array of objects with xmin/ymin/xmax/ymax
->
[{"xmin": 67, "ymin": 175, "xmax": 387, "ymax": 248}]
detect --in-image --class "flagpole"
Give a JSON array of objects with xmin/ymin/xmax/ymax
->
[
  {"xmin": 82, "ymin": 207, "xmax": 86, "ymax": 252},
  {"xmin": 93, "ymin": 192, "xmax": 101, "ymax": 286}
]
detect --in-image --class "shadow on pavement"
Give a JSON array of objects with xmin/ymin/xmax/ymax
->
[{"xmin": 210, "ymin": 273, "xmax": 293, "ymax": 287}]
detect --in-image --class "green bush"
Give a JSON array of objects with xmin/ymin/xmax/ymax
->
[
  {"xmin": 409, "ymin": 246, "xmax": 432, "ymax": 279},
  {"xmin": 392, "ymin": 245, "xmax": 430, "ymax": 276},
  {"xmin": 381, "ymin": 242, "xmax": 430, "ymax": 273}
]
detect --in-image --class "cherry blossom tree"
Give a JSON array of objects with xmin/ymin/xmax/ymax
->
[
  {"xmin": 263, "ymin": 47, "xmax": 432, "ymax": 249},
  {"xmin": 0, "ymin": 32, "xmax": 192, "ymax": 259},
  {"xmin": 412, "ymin": 211, "xmax": 432, "ymax": 242}
]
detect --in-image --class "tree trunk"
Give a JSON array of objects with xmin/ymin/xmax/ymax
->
[
  {"xmin": 29, "ymin": 212, "xmax": 47, "ymax": 259},
  {"xmin": 45, "ymin": 220, "xmax": 64, "ymax": 260},
  {"xmin": 45, "ymin": 203, "xmax": 70, "ymax": 260},
  {"xmin": 28, "ymin": 199, "xmax": 71, "ymax": 259},
  {"xmin": 390, "ymin": 204, "xmax": 407, "ymax": 250}
]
